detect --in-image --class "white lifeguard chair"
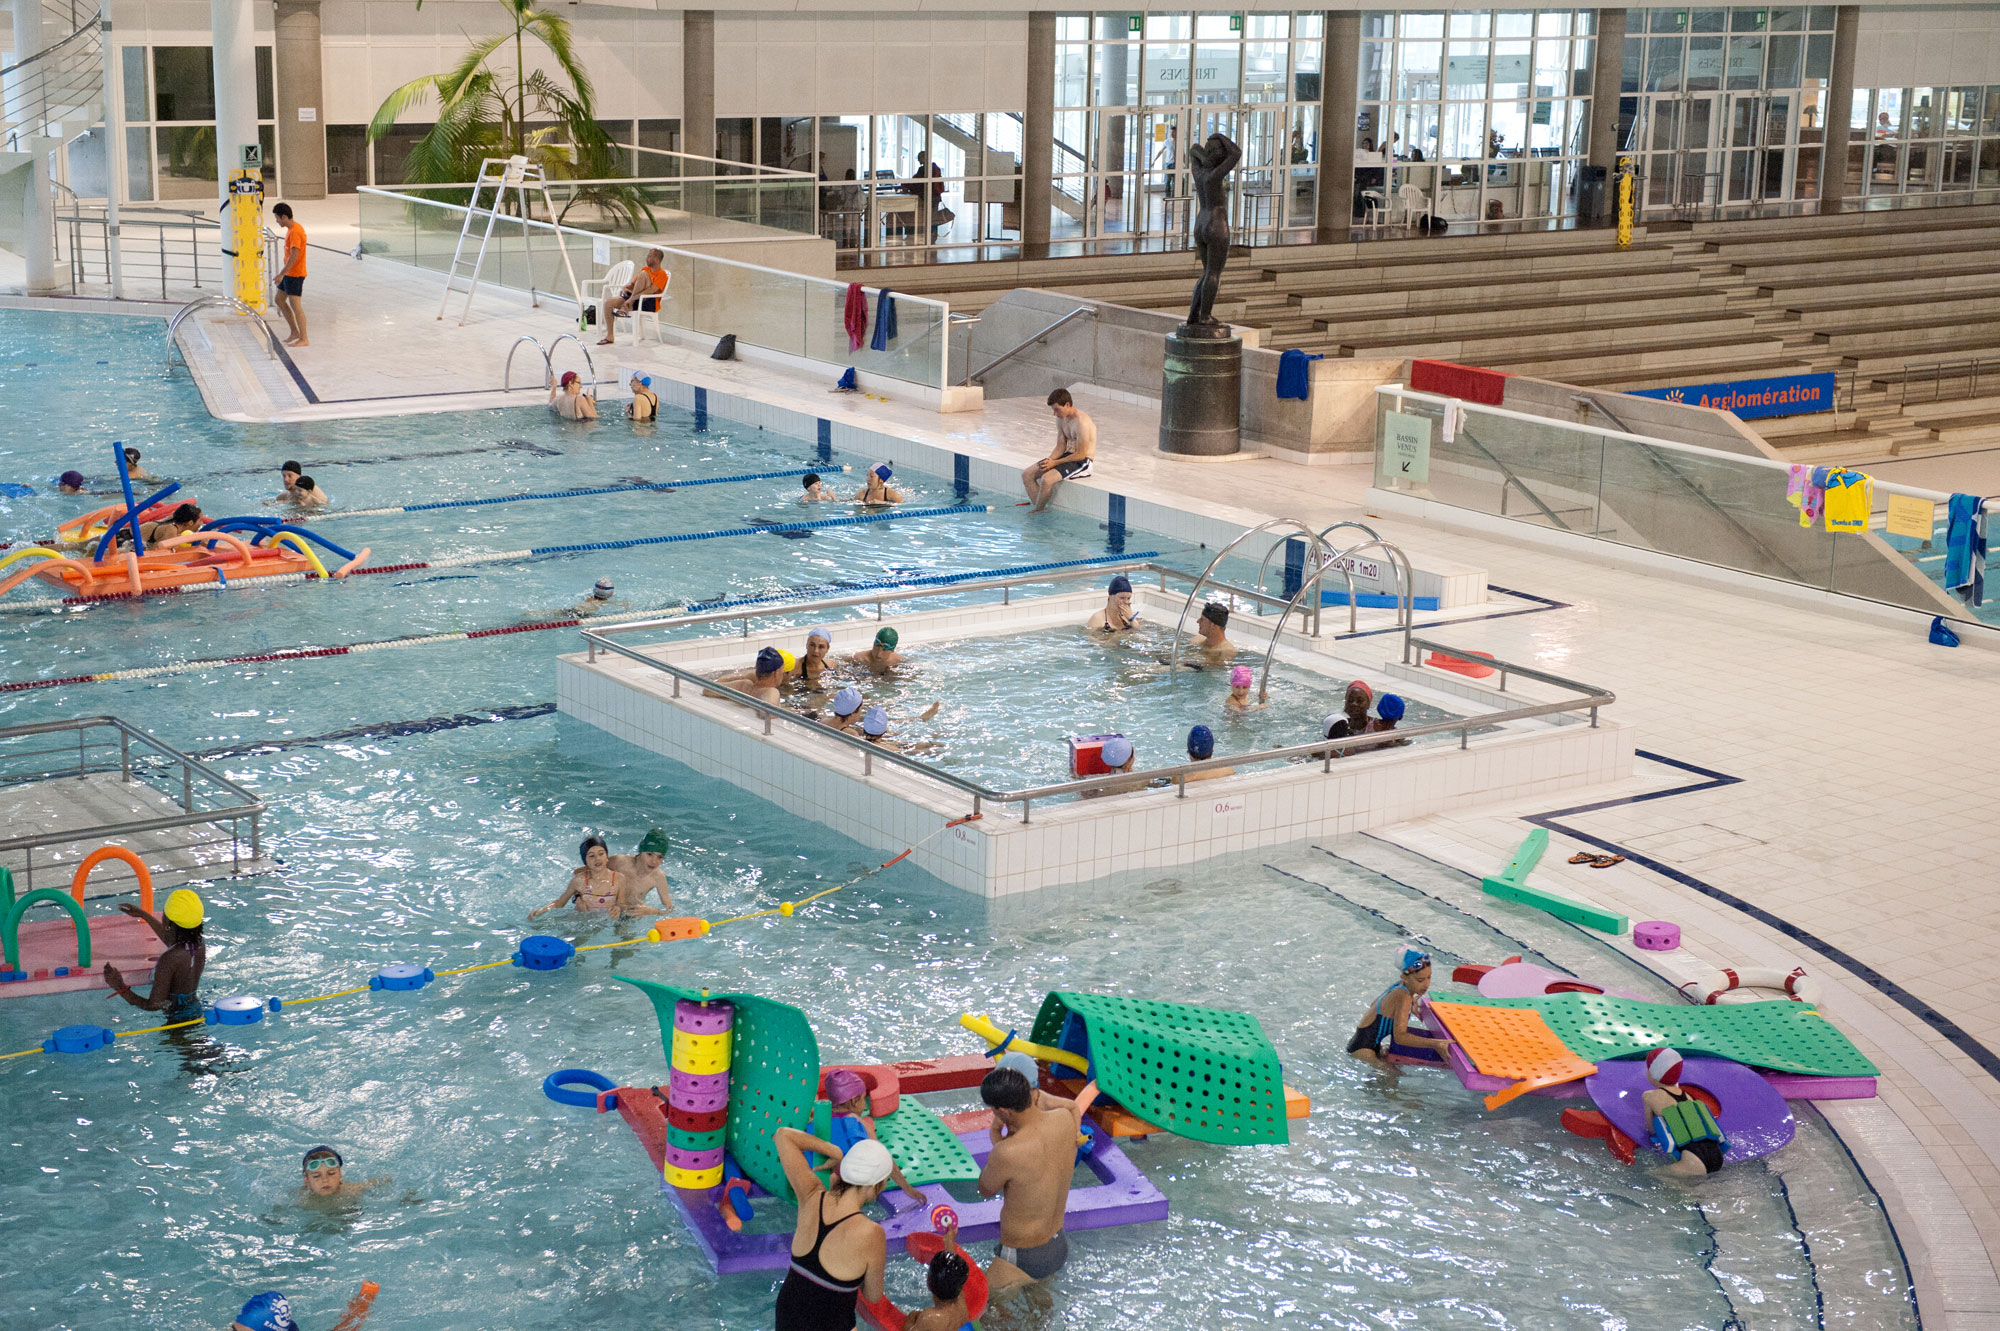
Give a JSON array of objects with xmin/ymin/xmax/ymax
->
[{"xmin": 436, "ymin": 155, "xmax": 585, "ymax": 327}]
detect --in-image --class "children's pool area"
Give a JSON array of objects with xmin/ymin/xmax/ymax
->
[{"xmin": 0, "ymin": 309, "xmax": 1927, "ymax": 1329}]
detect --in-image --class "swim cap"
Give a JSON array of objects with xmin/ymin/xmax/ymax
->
[
  {"xmin": 592, "ymin": 578, "xmax": 614, "ymax": 599},
  {"xmin": 755, "ymin": 647, "xmax": 784, "ymax": 675},
  {"xmin": 1229, "ymin": 665, "xmax": 1253, "ymax": 687},
  {"xmin": 303, "ymin": 1145, "xmax": 343, "ymax": 1168},
  {"xmin": 874, "ymin": 627, "xmax": 898, "ymax": 650},
  {"xmin": 281, "ymin": 460, "xmax": 301, "ymax": 474},
  {"xmin": 832, "ymin": 687, "xmax": 863, "ymax": 717},
  {"xmin": 1378, "ymin": 693, "xmax": 1406, "ymax": 721},
  {"xmin": 777, "ymin": 649, "xmax": 798, "ymax": 672},
  {"xmin": 1400, "ymin": 947, "xmax": 1431, "ymax": 973},
  {"xmin": 862, "ymin": 706, "xmax": 889, "ymax": 736},
  {"xmin": 630, "ymin": 372, "xmax": 651, "ymax": 386},
  {"xmin": 1107, "ymin": 575, "xmax": 1132, "ymax": 595},
  {"xmin": 163, "ymin": 889, "xmax": 203, "ymax": 929},
  {"xmin": 1101, "ymin": 735, "xmax": 1134, "ymax": 767},
  {"xmin": 124, "ymin": 447, "xmax": 141, "ymax": 461},
  {"xmin": 637, "ymin": 828, "xmax": 669, "ymax": 856},
  {"xmin": 872, "ymin": 463, "xmax": 893, "ymax": 481},
  {"xmin": 1646, "ymin": 1048, "xmax": 1684, "ymax": 1086},
  {"xmin": 838, "ymin": 1137, "xmax": 894, "ymax": 1186},
  {"xmin": 1323, "ymin": 714, "xmax": 1350, "ymax": 740},
  {"xmin": 824, "ymin": 1068, "xmax": 868, "ymax": 1106},
  {"xmin": 235, "ymin": 1292, "xmax": 297, "ymax": 1331},
  {"xmin": 1187, "ymin": 725, "xmax": 1214, "ymax": 760},
  {"xmin": 802, "ymin": 473, "xmax": 821, "ymax": 488},
  {"xmin": 806, "ymin": 628, "xmax": 831, "ymax": 645},
  {"xmin": 559, "ymin": 370, "xmax": 579, "ymax": 387},
  {"xmin": 1201, "ymin": 602, "xmax": 1229, "ymax": 629},
  {"xmin": 58, "ymin": 470, "xmax": 84, "ymax": 489},
  {"xmin": 1346, "ymin": 679, "xmax": 1374, "ymax": 704},
  {"xmin": 995, "ymin": 1050, "xmax": 1039, "ymax": 1083}
]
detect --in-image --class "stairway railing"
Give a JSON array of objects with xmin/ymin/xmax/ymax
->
[{"xmin": 0, "ymin": 2, "xmax": 103, "ymax": 141}]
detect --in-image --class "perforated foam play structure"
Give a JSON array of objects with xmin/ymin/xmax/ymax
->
[{"xmin": 0, "ymin": 847, "xmax": 166, "ymax": 998}]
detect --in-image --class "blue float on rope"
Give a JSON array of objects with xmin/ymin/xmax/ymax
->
[
  {"xmin": 43, "ymin": 1024, "xmax": 114, "ymax": 1054},
  {"xmin": 207, "ymin": 995, "xmax": 280, "ymax": 1025},
  {"xmin": 370, "ymin": 963, "xmax": 434, "ymax": 991},
  {"xmin": 513, "ymin": 935, "xmax": 575, "ymax": 971},
  {"xmin": 543, "ymin": 1067, "xmax": 617, "ymax": 1109}
]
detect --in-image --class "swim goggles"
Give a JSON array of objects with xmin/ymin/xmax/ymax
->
[{"xmin": 304, "ymin": 1156, "xmax": 341, "ymax": 1172}]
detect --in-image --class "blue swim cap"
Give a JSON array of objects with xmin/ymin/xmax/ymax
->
[
  {"xmin": 807, "ymin": 628, "xmax": 831, "ymax": 645},
  {"xmin": 1400, "ymin": 947, "xmax": 1430, "ymax": 973},
  {"xmin": 862, "ymin": 706, "xmax": 889, "ymax": 736},
  {"xmin": 639, "ymin": 375, "xmax": 651, "ymax": 387},
  {"xmin": 1101, "ymin": 735, "xmax": 1134, "ymax": 767},
  {"xmin": 755, "ymin": 647, "xmax": 784, "ymax": 675},
  {"xmin": 1108, "ymin": 575, "xmax": 1132, "ymax": 595},
  {"xmin": 1187, "ymin": 725, "xmax": 1214, "ymax": 760},
  {"xmin": 833, "ymin": 686, "xmax": 863, "ymax": 717},
  {"xmin": 235, "ymin": 1292, "xmax": 297, "ymax": 1331},
  {"xmin": 873, "ymin": 463, "xmax": 893, "ymax": 481},
  {"xmin": 1378, "ymin": 694, "xmax": 1406, "ymax": 721}
]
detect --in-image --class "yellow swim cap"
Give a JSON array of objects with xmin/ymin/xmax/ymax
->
[
  {"xmin": 164, "ymin": 888, "xmax": 204, "ymax": 929},
  {"xmin": 778, "ymin": 649, "xmax": 798, "ymax": 671}
]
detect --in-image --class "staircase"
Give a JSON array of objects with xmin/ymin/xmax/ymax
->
[{"xmin": 0, "ymin": 1, "xmax": 105, "ymax": 260}]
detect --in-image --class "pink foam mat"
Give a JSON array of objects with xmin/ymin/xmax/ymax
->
[{"xmin": 0, "ymin": 913, "xmax": 160, "ymax": 1000}]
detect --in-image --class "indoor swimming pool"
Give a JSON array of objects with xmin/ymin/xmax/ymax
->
[{"xmin": 0, "ymin": 310, "xmax": 1921, "ymax": 1329}]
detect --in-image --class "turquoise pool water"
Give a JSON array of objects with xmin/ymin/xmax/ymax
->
[{"xmin": 0, "ymin": 311, "xmax": 1918, "ymax": 1330}]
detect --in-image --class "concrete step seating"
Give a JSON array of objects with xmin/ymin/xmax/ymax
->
[
  {"xmin": 1704, "ymin": 219, "xmax": 2000, "ymax": 266},
  {"xmin": 1476, "ymin": 334, "xmax": 1791, "ymax": 382},
  {"xmin": 1316, "ymin": 291, "xmax": 1733, "ymax": 344},
  {"xmin": 1734, "ymin": 244, "xmax": 2000, "ymax": 289},
  {"xmin": 1796, "ymin": 294, "xmax": 2000, "ymax": 341},
  {"xmin": 1286, "ymin": 265, "xmax": 1703, "ymax": 317},
  {"xmin": 1768, "ymin": 269, "xmax": 2000, "ymax": 311}
]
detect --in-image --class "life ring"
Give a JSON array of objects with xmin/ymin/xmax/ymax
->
[
  {"xmin": 543, "ymin": 1067, "xmax": 618, "ymax": 1109},
  {"xmin": 1679, "ymin": 965, "xmax": 1823, "ymax": 1007}
]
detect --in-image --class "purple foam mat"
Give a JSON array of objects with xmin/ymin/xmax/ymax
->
[
  {"xmin": 674, "ymin": 999, "xmax": 735, "ymax": 1035},
  {"xmin": 667, "ymin": 1130, "xmax": 1170, "ymax": 1274},
  {"xmin": 1584, "ymin": 1056, "xmax": 1795, "ymax": 1164}
]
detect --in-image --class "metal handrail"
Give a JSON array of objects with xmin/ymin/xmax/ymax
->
[
  {"xmin": 0, "ymin": 714, "xmax": 264, "ymax": 893},
  {"xmin": 1888, "ymin": 356, "xmax": 1989, "ymax": 409},
  {"xmin": 545, "ymin": 332, "xmax": 597, "ymax": 388},
  {"xmin": 1252, "ymin": 520, "xmax": 1379, "ymax": 626},
  {"xmin": 1166, "ymin": 519, "xmax": 1330, "ymax": 670},
  {"xmin": 504, "ymin": 335, "xmax": 550, "ymax": 390},
  {"xmin": 578, "ymin": 600, "xmax": 1615, "ymax": 823},
  {"xmin": 961, "ymin": 306, "xmax": 1096, "ymax": 385},
  {"xmin": 1307, "ymin": 521, "xmax": 1382, "ymax": 633},
  {"xmin": 166, "ymin": 294, "xmax": 280, "ymax": 373},
  {"xmin": 1255, "ymin": 537, "xmax": 1414, "ymax": 703}
]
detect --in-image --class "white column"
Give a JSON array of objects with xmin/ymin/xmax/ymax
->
[
  {"xmin": 100, "ymin": 13, "xmax": 125, "ymax": 298},
  {"xmin": 9, "ymin": 0, "xmax": 56, "ymax": 293},
  {"xmin": 210, "ymin": 0, "xmax": 259, "ymax": 220}
]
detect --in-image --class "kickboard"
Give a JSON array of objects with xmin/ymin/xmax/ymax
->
[
  {"xmin": 1427, "ymin": 1001, "xmax": 1597, "ymax": 1108},
  {"xmin": 1444, "ymin": 992, "xmax": 1880, "ymax": 1079},
  {"xmin": 872, "ymin": 1101, "xmax": 981, "ymax": 1184}
]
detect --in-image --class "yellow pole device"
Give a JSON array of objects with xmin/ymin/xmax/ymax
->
[
  {"xmin": 1615, "ymin": 156, "xmax": 1634, "ymax": 250},
  {"xmin": 226, "ymin": 167, "xmax": 266, "ymax": 311}
]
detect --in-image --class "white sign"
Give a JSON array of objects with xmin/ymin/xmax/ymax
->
[
  {"xmin": 1209, "ymin": 796, "xmax": 1245, "ymax": 823},
  {"xmin": 1331, "ymin": 554, "xmax": 1383, "ymax": 582},
  {"xmin": 592, "ymin": 235, "xmax": 611, "ymax": 266},
  {"xmin": 239, "ymin": 143, "xmax": 262, "ymax": 169},
  {"xmin": 297, "ymin": 106, "xmax": 316, "ymax": 122},
  {"xmin": 1384, "ymin": 409, "xmax": 1432, "ymax": 483}
]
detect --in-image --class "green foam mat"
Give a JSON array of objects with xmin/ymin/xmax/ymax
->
[
  {"xmin": 667, "ymin": 1126, "xmax": 727, "ymax": 1153},
  {"xmin": 1030, "ymin": 991, "xmax": 1289, "ymax": 1146},
  {"xmin": 874, "ymin": 1102, "xmax": 981, "ymax": 1185},
  {"xmin": 618, "ymin": 979, "xmax": 821, "ymax": 1203},
  {"xmin": 1444, "ymin": 992, "xmax": 1880, "ymax": 1078}
]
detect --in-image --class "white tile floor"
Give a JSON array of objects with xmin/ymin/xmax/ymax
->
[{"xmin": 81, "ymin": 241, "xmax": 2000, "ymax": 1326}]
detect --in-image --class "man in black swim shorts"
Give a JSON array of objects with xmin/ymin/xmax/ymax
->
[{"xmin": 1022, "ymin": 388, "xmax": 1096, "ymax": 513}]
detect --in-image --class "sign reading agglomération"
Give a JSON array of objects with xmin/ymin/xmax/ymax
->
[{"xmin": 1628, "ymin": 371, "xmax": 1836, "ymax": 420}]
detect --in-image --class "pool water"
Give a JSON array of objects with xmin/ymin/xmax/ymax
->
[{"xmin": 0, "ymin": 311, "xmax": 1919, "ymax": 1330}]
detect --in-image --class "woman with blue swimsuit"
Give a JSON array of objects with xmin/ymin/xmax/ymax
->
[{"xmin": 1348, "ymin": 949, "xmax": 1453, "ymax": 1064}]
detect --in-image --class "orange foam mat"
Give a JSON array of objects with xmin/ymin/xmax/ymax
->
[{"xmin": 1428, "ymin": 1001, "xmax": 1597, "ymax": 1110}]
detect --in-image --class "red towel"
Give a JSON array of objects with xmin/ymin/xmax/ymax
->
[{"xmin": 843, "ymin": 282, "xmax": 868, "ymax": 352}]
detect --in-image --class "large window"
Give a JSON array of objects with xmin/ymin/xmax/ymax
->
[
  {"xmin": 117, "ymin": 44, "xmax": 277, "ymax": 201},
  {"xmin": 1620, "ymin": 6, "xmax": 1838, "ymax": 216},
  {"xmin": 1851, "ymin": 86, "xmax": 2000, "ymax": 198},
  {"xmin": 1363, "ymin": 8, "xmax": 1599, "ymax": 230}
]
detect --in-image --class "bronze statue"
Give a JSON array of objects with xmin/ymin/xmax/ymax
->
[{"xmin": 1184, "ymin": 131, "xmax": 1242, "ymax": 330}]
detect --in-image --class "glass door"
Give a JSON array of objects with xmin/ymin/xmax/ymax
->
[
  {"xmin": 1138, "ymin": 108, "xmax": 1187, "ymax": 238},
  {"xmin": 1722, "ymin": 93, "xmax": 1791, "ymax": 206},
  {"xmin": 1640, "ymin": 93, "xmax": 1721, "ymax": 214}
]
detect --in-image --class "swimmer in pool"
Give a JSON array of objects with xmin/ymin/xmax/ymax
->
[
  {"xmin": 819, "ymin": 685, "xmax": 867, "ymax": 733},
  {"xmin": 139, "ymin": 502, "xmax": 205, "ymax": 543},
  {"xmin": 298, "ymin": 1146, "xmax": 391, "ymax": 1205},
  {"xmin": 1368, "ymin": 693, "xmax": 1410, "ymax": 746},
  {"xmin": 1340, "ymin": 679, "xmax": 1375, "ymax": 736},
  {"xmin": 1642, "ymin": 1047, "xmax": 1728, "ymax": 1179},
  {"xmin": 907, "ymin": 1245, "xmax": 981, "ymax": 1331},
  {"xmin": 627, "ymin": 373, "xmax": 658, "ymax": 421},
  {"xmin": 231, "ymin": 1287, "xmax": 378, "ymax": 1331},
  {"xmin": 610, "ymin": 827, "xmax": 674, "ymax": 912},
  {"xmin": 977, "ymin": 1065, "xmax": 1099, "ymax": 1290},
  {"xmin": 1316, "ymin": 712, "xmax": 1356, "ymax": 759},
  {"xmin": 1080, "ymin": 735, "xmax": 1146, "ymax": 797},
  {"xmin": 573, "ymin": 578, "xmax": 624, "ymax": 618},
  {"xmin": 849, "ymin": 627, "xmax": 906, "ymax": 676},
  {"xmin": 1224, "ymin": 664, "xmax": 1265, "ymax": 712},
  {"xmin": 706, "ymin": 646, "xmax": 788, "ymax": 706},
  {"xmin": 1086, "ymin": 575, "xmax": 1140, "ymax": 633},
  {"xmin": 123, "ymin": 447, "xmax": 159, "ymax": 482},
  {"xmin": 794, "ymin": 628, "xmax": 835, "ymax": 689},
  {"xmin": 799, "ymin": 472, "xmax": 832, "ymax": 503},
  {"xmin": 822, "ymin": 1068, "xmax": 920, "ymax": 1203},
  {"xmin": 854, "ymin": 463, "xmax": 903, "ymax": 505},
  {"xmin": 1192, "ymin": 601, "xmax": 1235, "ymax": 658},
  {"xmin": 289, "ymin": 474, "xmax": 330, "ymax": 508},
  {"xmin": 1181, "ymin": 725, "xmax": 1234, "ymax": 782},
  {"xmin": 857, "ymin": 704, "xmax": 942, "ymax": 755},
  {"xmin": 276, "ymin": 461, "xmax": 304, "ymax": 502},
  {"xmin": 530, "ymin": 835, "xmax": 662, "ymax": 920},
  {"xmin": 56, "ymin": 470, "xmax": 87, "ymax": 494},
  {"xmin": 550, "ymin": 370, "xmax": 598, "ymax": 420},
  {"xmin": 1347, "ymin": 948, "xmax": 1451, "ymax": 1064},
  {"xmin": 102, "ymin": 889, "xmax": 207, "ymax": 1024}
]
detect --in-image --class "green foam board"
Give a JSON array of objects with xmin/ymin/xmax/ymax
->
[
  {"xmin": 1446, "ymin": 991, "xmax": 1880, "ymax": 1078},
  {"xmin": 1492, "ymin": 828, "xmax": 1547, "ymax": 887},
  {"xmin": 1480, "ymin": 876, "xmax": 1630, "ymax": 935},
  {"xmin": 874, "ymin": 1102, "xmax": 981, "ymax": 1184},
  {"xmin": 1031, "ymin": 991, "xmax": 1289, "ymax": 1146}
]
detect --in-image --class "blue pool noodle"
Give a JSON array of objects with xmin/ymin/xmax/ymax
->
[
  {"xmin": 93, "ymin": 480, "xmax": 182, "ymax": 563},
  {"xmin": 203, "ymin": 517, "xmax": 358, "ymax": 562}
]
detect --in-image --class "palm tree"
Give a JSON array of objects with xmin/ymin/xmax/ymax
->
[{"xmin": 368, "ymin": 0, "xmax": 651, "ymax": 228}]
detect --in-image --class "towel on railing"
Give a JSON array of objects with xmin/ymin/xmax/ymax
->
[
  {"xmin": 843, "ymin": 282, "xmax": 868, "ymax": 352},
  {"xmin": 1822, "ymin": 468, "xmax": 1872, "ymax": 534},
  {"xmin": 1789, "ymin": 464, "xmax": 1829, "ymax": 529},
  {"xmin": 1946, "ymin": 493, "xmax": 1986, "ymax": 606},
  {"xmin": 1276, "ymin": 348, "xmax": 1322, "ymax": 400},
  {"xmin": 871, "ymin": 289, "xmax": 899, "ymax": 351}
]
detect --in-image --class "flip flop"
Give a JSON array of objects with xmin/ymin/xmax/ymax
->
[
  {"xmin": 1588, "ymin": 854, "xmax": 1625, "ymax": 869},
  {"xmin": 1567, "ymin": 852, "xmax": 1596, "ymax": 864}
]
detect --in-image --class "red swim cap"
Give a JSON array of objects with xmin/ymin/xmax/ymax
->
[{"xmin": 559, "ymin": 370, "xmax": 579, "ymax": 386}]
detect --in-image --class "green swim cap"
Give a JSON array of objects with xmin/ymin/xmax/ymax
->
[
  {"xmin": 874, "ymin": 627, "xmax": 899, "ymax": 650},
  {"xmin": 637, "ymin": 827, "xmax": 669, "ymax": 856}
]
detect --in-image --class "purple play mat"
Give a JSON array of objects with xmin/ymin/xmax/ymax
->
[{"xmin": 1584, "ymin": 1056, "xmax": 1796, "ymax": 1164}]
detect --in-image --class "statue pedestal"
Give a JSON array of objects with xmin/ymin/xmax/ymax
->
[{"xmin": 1158, "ymin": 323, "xmax": 1242, "ymax": 457}]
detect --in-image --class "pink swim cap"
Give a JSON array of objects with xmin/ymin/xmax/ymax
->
[
  {"xmin": 824, "ymin": 1068, "xmax": 868, "ymax": 1105},
  {"xmin": 559, "ymin": 370, "xmax": 579, "ymax": 387},
  {"xmin": 1229, "ymin": 666, "xmax": 1253, "ymax": 687}
]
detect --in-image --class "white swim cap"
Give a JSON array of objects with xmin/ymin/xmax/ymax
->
[{"xmin": 839, "ymin": 1138, "xmax": 894, "ymax": 1186}]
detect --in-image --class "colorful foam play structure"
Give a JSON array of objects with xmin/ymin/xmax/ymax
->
[
  {"xmin": 0, "ymin": 848, "xmax": 165, "ymax": 997},
  {"xmin": 4, "ymin": 444, "xmax": 367, "ymax": 599}
]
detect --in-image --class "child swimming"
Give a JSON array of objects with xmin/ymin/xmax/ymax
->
[
  {"xmin": 822, "ymin": 1069, "xmax": 920, "ymax": 1205},
  {"xmin": 1224, "ymin": 665, "xmax": 1265, "ymax": 712},
  {"xmin": 530, "ymin": 835, "xmax": 664, "ymax": 920}
]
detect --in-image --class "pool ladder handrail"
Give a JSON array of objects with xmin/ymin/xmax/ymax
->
[
  {"xmin": 1253, "ymin": 537, "xmax": 1416, "ymax": 704},
  {"xmin": 505, "ymin": 333, "xmax": 598, "ymax": 395},
  {"xmin": 165, "ymin": 294, "xmax": 281, "ymax": 375},
  {"xmin": 1165, "ymin": 518, "xmax": 1331, "ymax": 672},
  {"xmin": 1249, "ymin": 520, "xmax": 1381, "ymax": 634}
]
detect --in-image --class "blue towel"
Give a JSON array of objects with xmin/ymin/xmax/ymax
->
[
  {"xmin": 870, "ymin": 289, "xmax": 898, "ymax": 351},
  {"xmin": 1945, "ymin": 493, "xmax": 1986, "ymax": 606},
  {"xmin": 1276, "ymin": 348, "xmax": 1322, "ymax": 400},
  {"xmin": 834, "ymin": 367, "xmax": 858, "ymax": 392}
]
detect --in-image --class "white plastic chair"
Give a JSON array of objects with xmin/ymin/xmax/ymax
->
[
  {"xmin": 581, "ymin": 260, "xmax": 666, "ymax": 343},
  {"xmin": 1361, "ymin": 190, "xmax": 1386, "ymax": 227},
  {"xmin": 1396, "ymin": 183, "xmax": 1429, "ymax": 230}
]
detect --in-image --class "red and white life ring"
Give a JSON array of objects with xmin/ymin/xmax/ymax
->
[{"xmin": 1679, "ymin": 965, "xmax": 1823, "ymax": 1007}]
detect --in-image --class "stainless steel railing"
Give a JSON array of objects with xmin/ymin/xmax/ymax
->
[
  {"xmin": 165, "ymin": 293, "xmax": 282, "ymax": 373},
  {"xmin": 579, "ymin": 570, "xmax": 1614, "ymax": 822},
  {"xmin": 0, "ymin": 715, "xmax": 265, "ymax": 894}
]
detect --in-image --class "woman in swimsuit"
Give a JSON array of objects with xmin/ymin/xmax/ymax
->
[
  {"xmin": 1348, "ymin": 948, "xmax": 1453, "ymax": 1064},
  {"xmin": 531, "ymin": 836, "xmax": 661, "ymax": 920},
  {"xmin": 772, "ymin": 1126, "xmax": 895, "ymax": 1331},
  {"xmin": 795, "ymin": 629, "xmax": 834, "ymax": 691},
  {"xmin": 103, "ymin": 889, "xmax": 207, "ymax": 1023}
]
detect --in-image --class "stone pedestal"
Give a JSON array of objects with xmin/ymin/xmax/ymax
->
[{"xmin": 1159, "ymin": 324, "xmax": 1243, "ymax": 456}]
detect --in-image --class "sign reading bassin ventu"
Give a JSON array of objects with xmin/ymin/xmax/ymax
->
[{"xmin": 1628, "ymin": 371, "xmax": 1836, "ymax": 421}]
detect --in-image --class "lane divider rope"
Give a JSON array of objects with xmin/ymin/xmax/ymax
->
[{"xmin": 294, "ymin": 466, "xmax": 849, "ymax": 521}]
